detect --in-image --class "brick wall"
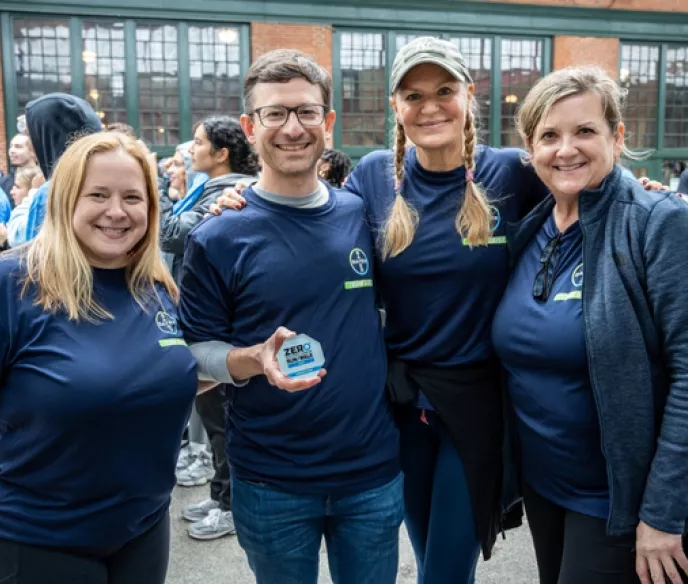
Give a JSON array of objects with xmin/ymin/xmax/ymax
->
[
  {"xmin": 481, "ymin": 0, "xmax": 688, "ymax": 11},
  {"xmin": 251, "ymin": 22, "xmax": 334, "ymax": 145},
  {"xmin": 553, "ymin": 36, "xmax": 620, "ymax": 77},
  {"xmin": 251, "ymin": 23, "xmax": 333, "ymax": 75}
]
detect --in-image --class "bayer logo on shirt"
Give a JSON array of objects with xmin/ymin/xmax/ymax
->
[
  {"xmin": 349, "ymin": 248, "xmax": 370, "ymax": 276},
  {"xmin": 155, "ymin": 311, "xmax": 178, "ymax": 335},
  {"xmin": 490, "ymin": 206, "xmax": 501, "ymax": 233},
  {"xmin": 571, "ymin": 263, "xmax": 584, "ymax": 288}
]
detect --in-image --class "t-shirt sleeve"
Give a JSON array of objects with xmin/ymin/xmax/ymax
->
[
  {"xmin": 517, "ymin": 158, "xmax": 551, "ymax": 218},
  {"xmin": 178, "ymin": 233, "xmax": 235, "ymax": 345},
  {"xmin": 343, "ymin": 161, "xmax": 364, "ymax": 200}
]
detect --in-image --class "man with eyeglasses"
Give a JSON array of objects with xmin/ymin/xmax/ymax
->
[{"xmin": 178, "ymin": 49, "xmax": 403, "ymax": 584}]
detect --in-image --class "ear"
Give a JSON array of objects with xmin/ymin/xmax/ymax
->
[
  {"xmin": 389, "ymin": 96, "xmax": 400, "ymax": 120},
  {"xmin": 525, "ymin": 137, "xmax": 534, "ymax": 159},
  {"xmin": 613, "ymin": 122, "xmax": 625, "ymax": 161},
  {"xmin": 466, "ymin": 83, "xmax": 476, "ymax": 100},
  {"xmin": 240, "ymin": 114, "xmax": 256, "ymax": 145},
  {"xmin": 324, "ymin": 109, "xmax": 336, "ymax": 138},
  {"xmin": 216, "ymin": 147, "xmax": 230, "ymax": 165}
]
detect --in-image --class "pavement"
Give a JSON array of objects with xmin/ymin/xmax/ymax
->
[{"xmin": 167, "ymin": 483, "xmax": 539, "ymax": 584}]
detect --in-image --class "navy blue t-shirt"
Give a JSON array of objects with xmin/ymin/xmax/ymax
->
[
  {"xmin": 0, "ymin": 256, "xmax": 197, "ymax": 547},
  {"xmin": 346, "ymin": 146, "xmax": 548, "ymax": 367},
  {"xmin": 492, "ymin": 213, "xmax": 609, "ymax": 518},
  {"xmin": 179, "ymin": 185, "xmax": 399, "ymax": 495}
]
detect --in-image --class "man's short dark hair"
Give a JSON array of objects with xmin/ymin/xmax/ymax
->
[{"xmin": 243, "ymin": 49, "xmax": 332, "ymax": 113}]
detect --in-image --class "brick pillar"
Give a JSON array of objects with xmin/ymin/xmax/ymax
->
[
  {"xmin": 553, "ymin": 36, "xmax": 620, "ymax": 79},
  {"xmin": 251, "ymin": 22, "xmax": 333, "ymax": 75}
]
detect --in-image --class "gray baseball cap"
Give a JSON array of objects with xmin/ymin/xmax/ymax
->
[{"xmin": 390, "ymin": 36, "xmax": 473, "ymax": 94}]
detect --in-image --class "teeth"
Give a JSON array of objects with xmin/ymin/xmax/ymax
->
[
  {"xmin": 557, "ymin": 164, "xmax": 584, "ymax": 171},
  {"xmin": 99, "ymin": 227, "xmax": 127, "ymax": 234},
  {"xmin": 278, "ymin": 145, "xmax": 308, "ymax": 151}
]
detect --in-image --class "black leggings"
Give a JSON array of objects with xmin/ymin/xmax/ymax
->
[
  {"xmin": 0, "ymin": 512, "xmax": 170, "ymax": 584},
  {"xmin": 524, "ymin": 483, "xmax": 688, "ymax": 584},
  {"xmin": 195, "ymin": 384, "xmax": 230, "ymax": 510}
]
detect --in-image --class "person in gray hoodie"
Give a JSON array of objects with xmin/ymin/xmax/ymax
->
[
  {"xmin": 492, "ymin": 67, "xmax": 688, "ymax": 584},
  {"xmin": 159, "ymin": 116, "xmax": 260, "ymax": 542}
]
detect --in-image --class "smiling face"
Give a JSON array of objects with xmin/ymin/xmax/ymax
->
[
  {"xmin": 528, "ymin": 91, "xmax": 624, "ymax": 199},
  {"xmin": 9, "ymin": 134, "xmax": 34, "ymax": 168},
  {"xmin": 72, "ymin": 149, "xmax": 149, "ymax": 269},
  {"xmin": 391, "ymin": 63, "xmax": 473, "ymax": 158},
  {"xmin": 241, "ymin": 78, "xmax": 335, "ymax": 185}
]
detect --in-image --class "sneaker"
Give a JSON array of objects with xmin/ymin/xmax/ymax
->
[
  {"xmin": 188, "ymin": 509, "xmax": 236, "ymax": 540},
  {"xmin": 176, "ymin": 451, "xmax": 214, "ymax": 487},
  {"xmin": 176, "ymin": 445, "xmax": 196, "ymax": 471},
  {"xmin": 182, "ymin": 498, "xmax": 220, "ymax": 522}
]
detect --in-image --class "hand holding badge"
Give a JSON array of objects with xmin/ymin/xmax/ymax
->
[
  {"xmin": 277, "ymin": 334, "xmax": 325, "ymax": 380},
  {"xmin": 261, "ymin": 327, "xmax": 327, "ymax": 392}
]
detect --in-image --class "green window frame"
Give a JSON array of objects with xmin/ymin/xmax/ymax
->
[
  {"xmin": 82, "ymin": 20, "xmax": 128, "ymax": 128},
  {"xmin": 333, "ymin": 28, "xmax": 551, "ymax": 164},
  {"xmin": 11, "ymin": 16, "xmax": 73, "ymax": 115},
  {"xmin": 620, "ymin": 41, "xmax": 688, "ymax": 182},
  {"xmin": 2, "ymin": 13, "xmax": 250, "ymax": 159}
]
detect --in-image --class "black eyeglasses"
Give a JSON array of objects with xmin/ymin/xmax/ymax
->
[
  {"xmin": 249, "ymin": 104, "xmax": 329, "ymax": 128},
  {"xmin": 532, "ymin": 233, "xmax": 562, "ymax": 302}
]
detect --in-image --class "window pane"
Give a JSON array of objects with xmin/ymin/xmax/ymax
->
[
  {"xmin": 664, "ymin": 45, "xmax": 688, "ymax": 149},
  {"xmin": 14, "ymin": 18, "xmax": 71, "ymax": 114},
  {"xmin": 620, "ymin": 44, "xmax": 659, "ymax": 150},
  {"xmin": 189, "ymin": 25, "xmax": 242, "ymax": 124},
  {"xmin": 136, "ymin": 23, "xmax": 179, "ymax": 146},
  {"xmin": 340, "ymin": 32, "xmax": 386, "ymax": 147},
  {"xmin": 450, "ymin": 36, "xmax": 492, "ymax": 144},
  {"xmin": 501, "ymin": 38, "xmax": 543, "ymax": 147},
  {"xmin": 82, "ymin": 21, "xmax": 127, "ymax": 128}
]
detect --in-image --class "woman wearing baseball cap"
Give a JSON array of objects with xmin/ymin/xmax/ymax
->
[{"xmin": 345, "ymin": 36, "xmax": 550, "ymax": 583}]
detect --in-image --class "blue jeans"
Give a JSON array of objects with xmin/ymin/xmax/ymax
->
[
  {"xmin": 399, "ymin": 408, "xmax": 481, "ymax": 584},
  {"xmin": 231, "ymin": 473, "xmax": 404, "ymax": 584}
]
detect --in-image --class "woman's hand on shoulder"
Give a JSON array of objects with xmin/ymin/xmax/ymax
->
[
  {"xmin": 636, "ymin": 520, "xmax": 688, "ymax": 584},
  {"xmin": 207, "ymin": 181, "xmax": 250, "ymax": 217},
  {"xmin": 638, "ymin": 177, "xmax": 671, "ymax": 191}
]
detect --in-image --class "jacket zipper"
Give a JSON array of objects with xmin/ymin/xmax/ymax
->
[{"xmin": 581, "ymin": 228, "xmax": 616, "ymax": 533}]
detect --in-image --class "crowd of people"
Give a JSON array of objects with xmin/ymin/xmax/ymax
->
[{"xmin": 0, "ymin": 36, "xmax": 686, "ymax": 584}]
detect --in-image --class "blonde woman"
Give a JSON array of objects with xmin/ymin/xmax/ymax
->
[
  {"xmin": 0, "ymin": 132, "xmax": 203, "ymax": 583},
  {"xmin": 492, "ymin": 67, "xmax": 688, "ymax": 584}
]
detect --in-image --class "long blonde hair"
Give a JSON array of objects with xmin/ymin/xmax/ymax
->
[
  {"xmin": 21, "ymin": 131, "xmax": 178, "ymax": 321},
  {"xmin": 381, "ymin": 92, "xmax": 493, "ymax": 260}
]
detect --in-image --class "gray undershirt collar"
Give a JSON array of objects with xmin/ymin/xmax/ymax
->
[{"xmin": 253, "ymin": 182, "xmax": 329, "ymax": 209}]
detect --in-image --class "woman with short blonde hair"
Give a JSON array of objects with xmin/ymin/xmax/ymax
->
[
  {"xmin": 493, "ymin": 66, "xmax": 688, "ymax": 584},
  {"xmin": 0, "ymin": 131, "xmax": 199, "ymax": 583}
]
